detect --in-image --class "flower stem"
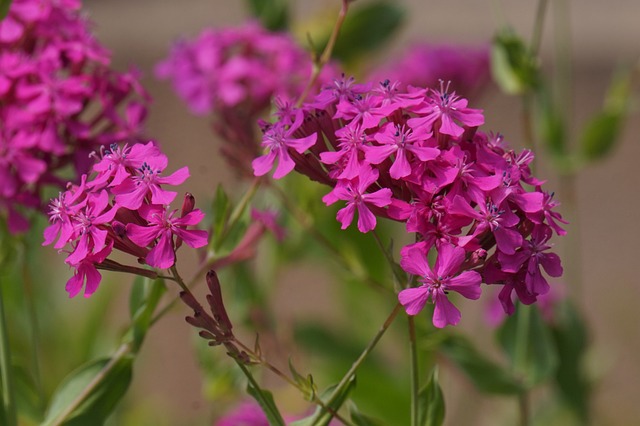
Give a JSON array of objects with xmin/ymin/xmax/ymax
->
[
  {"xmin": 321, "ymin": 303, "xmax": 403, "ymax": 419},
  {"xmin": 514, "ymin": 304, "xmax": 532, "ymax": 426},
  {"xmin": 408, "ymin": 316, "xmax": 420, "ymax": 426},
  {"xmin": 296, "ymin": 0, "xmax": 351, "ymax": 107},
  {"xmin": 530, "ymin": 0, "xmax": 549, "ymax": 57},
  {"xmin": 213, "ymin": 177, "xmax": 261, "ymax": 253},
  {"xmin": 0, "ymin": 281, "xmax": 17, "ymax": 426}
]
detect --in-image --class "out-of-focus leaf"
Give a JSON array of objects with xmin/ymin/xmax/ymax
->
[
  {"xmin": 497, "ymin": 304, "xmax": 558, "ymax": 387},
  {"xmin": 42, "ymin": 354, "xmax": 133, "ymax": 426},
  {"xmin": 491, "ymin": 28, "xmax": 540, "ymax": 95},
  {"xmin": 0, "ymin": 0, "xmax": 12, "ymax": 21},
  {"xmin": 419, "ymin": 366, "xmax": 445, "ymax": 426},
  {"xmin": 328, "ymin": 1, "xmax": 405, "ymax": 64},
  {"xmin": 580, "ymin": 67, "xmax": 633, "ymax": 161},
  {"xmin": 246, "ymin": 380, "xmax": 286, "ymax": 426},
  {"xmin": 550, "ymin": 301, "xmax": 591, "ymax": 422},
  {"xmin": 210, "ymin": 184, "xmax": 232, "ymax": 252},
  {"xmin": 13, "ymin": 363, "xmax": 43, "ymax": 423},
  {"xmin": 290, "ymin": 377, "xmax": 356, "ymax": 426},
  {"xmin": 440, "ymin": 334, "xmax": 523, "ymax": 395},
  {"xmin": 537, "ymin": 89, "xmax": 567, "ymax": 157},
  {"xmin": 246, "ymin": 0, "xmax": 289, "ymax": 31},
  {"xmin": 129, "ymin": 278, "xmax": 166, "ymax": 352},
  {"xmin": 349, "ymin": 401, "xmax": 385, "ymax": 426}
]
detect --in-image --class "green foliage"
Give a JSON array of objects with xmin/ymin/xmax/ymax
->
[
  {"xmin": 0, "ymin": 0, "xmax": 11, "ymax": 21},
  {"xmin": 537, "ymin": 89, "xmax": 567, "ymax": 157},
  {"xmin": 497, "ymin": 304, "xmax": 558, "ymax": 388},
  {"xmin": 418, "ymin": 367, "xmax": 445, "ymax": 426},
  {"xmin": 491, "ymin": 29, "xmax": 540, "ymax": 95},
  {"xmin": 349, "ymin": 401, "xmax": 385, "ymax": 426},
  {"xmin": 580, "ymin": 67, "xmax": 634, "ymax": 161},
  {"xmin": 324, "ymin": 1, "xmax": 405, "ymax": 65},
  {"xmin": 42, "ymin": 355, "xmax": 133, "ymax": 426},
  {"xmin": 12, "ymin": 363, "xmax": 43, "ymax": 423},
  {"xmin": 210, "ymin": 184, "xmax": 233, "ymax": 252},
  {"xmin": 245, "ymin": 378, "xmax": 286, "ymax": 426},
  {"xmin": 440, "ymin": 334, "xmax": 523, "ymax": 395},
  {"xmin": 288, "ymin": 358, "xmax": 317, "ymax": 402},
  {"xmin": 127, "ymin": 278, "xmax": 166, "ymax": 352},
  {"xmin": 550, "ymin": 301, "xmax": 591, "ymax": 422},
  {"xmin": 245, "ymin": 0, "xmax": 289, "ymax": 31},
  {"xmin": 290, "ymin": 377, "xmax": 356, "ymax": 426}
]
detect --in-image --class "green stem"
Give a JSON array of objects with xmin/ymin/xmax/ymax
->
[
  {"xmin": 319, "ymin": 303, "xmax": 403, "ymax": 422},
  {"xmin": 408, "ymin": 316, "xmax": 419, "ymax": 426},
  {"xmin": 518, "ymin": 392, "xmax": 530, "ymax": 426},
  {"xmin": 530, "ymin": 0, "xmax": 549, "ymax": 57},
  {"xmin": 213, "ymin": 177, "xmax": 261, "ymax": 252},
  {"xmin": 296, "ymin": 0, "xmax": 351, "ymax": 107},
  {"xmin": 513, "ymin": 304, "xmax": 532, "ymax": 426},
  {"xmin": 0, "ymin": 282, "xmax": 17, "ymax": 426}
]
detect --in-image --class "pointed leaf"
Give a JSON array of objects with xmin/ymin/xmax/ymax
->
[
  {"xmin": 211, "ymin": 184, "xmax": 232, "ymax": 252},
  {"xmin": 491, "ymin": 28, "xmax": 540, "ymax": 95},
  {"xmin": 440, "ymin": 334, "xmax": 523, "ymax": 395},
  {"xmin": 419, "ymin": 366, "xmax": 445, "ymax": 426},
  {"xmin": 129, "ymin": 278, "xmax": 166, "ymax": 352},
  {"xmin": 290, "ymin": 377, "xmax": 356, "ymax": 426},
  {"xmin": 349, "ymin": 401, "xmax": 385, "ymax": 426},
  {"xmin": 246, "ymin": 380, "xmax": 286, "ymax": 426},
  {"xmin": 42, "ymin": 355, "xmax": 133, "ymax": 426},
  {"xmin": 497, "ymin": 304, "xmax": 558, "ymax": 387}
]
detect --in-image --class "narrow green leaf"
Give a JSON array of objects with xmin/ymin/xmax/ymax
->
[
  {"xmin": 418, "ymin": 366, "xmax": 445, "ymax": 426},
  {"xmin": 440, "ymin": 334, "xmax": 523, "ymax": 395},
  {"xmin": 550, "ymin": 301, "xmax": 591, "ymax": 422},
  {"xmin": 129, "ymin": 278, "xmax": 166, "ymax": 352},
  {"xmin": 0, "ymin": 0, "xmax": 12, "ymax": 21},
  {"xmin": 329, "ymin": 1, "xmax": 405, "ymax": 64},
  {"xmin": 290, "ymin": 377, "xmax": 356, "ymax": 426},
  {"xmin": 42, "ymin": 355, "xmax": 133, "ymax": 426},
  {"xmin": 491, "ymin": 28, "xmax": 540, "ymax": 95},
  {"xmin": 128, "ymin": 276, "xmax": 146, "ymax": 321},
  {"xmin": 349, "ymin": 401, "xmax": 385, "ymax": 426},
  {"xmin": 211, "ymin": 184, "xmax": 232, "ymax": 252},
  {"xmin": 537, "ymin": 88, "xmax": 567, "ymax": 157},
  {"xmin": 497, "ymin": 304, "xmax": 558, "ymax": 387},
  {"xmin": 288, "ymin": 358, "xmax": 317, "ymax": 401},
  {"xmin": 12, "ymin": 363, "xmax": 43, "ymax": 423},
  {"xmin": 245, "ymin": 0, "xmax": 289, "ymax": 31},
  {"xmin": 246, "ymin": 380, "xmax": 286, "ymax": 426}
]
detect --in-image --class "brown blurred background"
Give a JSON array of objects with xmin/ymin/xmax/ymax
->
[{"xmin": 81, "ymin": 1, "xmax": 640, "ymax": 424}]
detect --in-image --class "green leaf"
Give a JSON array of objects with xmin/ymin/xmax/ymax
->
[
  {"xmin": 579, "ymin": 66, "xmax": 633, "ymax": 161},
  {"xmin": 418, "ymin": 366, "xmax": 445, "ymax": 426},
  {"xmin": 290, "ymin": 377, "xmax": 356, "ymax": 426},
  {"xmin": 42, "ymin": 355, "xmax": 133, "ymax": 426},
  {"xmin": 0, "ymin": 0, "xmax": 12, "ymax": 21},
  {"xmin": 550, "ymin": 301, "xmax": 591, "ymax": 422},
  {"xmin": 211, "ymin": 184, "xmax": 232, "ymax": 252},
  {"xmin": 13, "ymin": 363, "xmax": 43, "ymax": 423},
  {"xmin": 329, "ymin": 1, "xmax": 405, "ymax": 64},
  {"xmin": 491, "ymin": 28, "xmax": 540, "ymax": 95},
  {"xmin": 129, "ymin": 278, "xmax": 166, "ymax": 352},
  {"xmin": 246, "ymin": 380, "xmax": 286, "ymax": 426},
  {"xmin": 349, "ymin": 401, "xmax": 385, "ymax": 426},
  {"xmin": 440, "ymin": 334, "xmax": 523, "ymax": 395},
  {"xmin": 245, "ymin": 0, "xmax": 289, "ymax": 31},
  {"xmin": 497, "ymin": 304, "xmax": 558, "ymax": 387},
  {"xmin": 537, "ymin": 88, "xmax": 567, "ymax": 157},
  {"xmin": 288, "ymin": 358, "xmax": 317, "ymax": 401}
]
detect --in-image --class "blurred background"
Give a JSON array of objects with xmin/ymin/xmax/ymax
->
[{"xmin": 35, "ymin": 0, "xmax": 638, "ymax": 424}]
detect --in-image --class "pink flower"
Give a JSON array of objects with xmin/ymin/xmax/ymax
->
[
  {"xmin": 322, "ymin": 167, "xmax": 392, "ymax": 233},
  {"xmin": 399, "ymin": 244, "xmax": 482, "ymax": 328},
  {"xmin": 66, "ymin": 242, "xmax": 113, "ymax": 298},
  {"xmin": 112, "ymin": 164, "xmax": 189, "ymax": 210},
  {"xmin": 126, "ymin": 204, "xmax": 208, "ymax": 269},
  {"xmin": 252, "ymin": 122, "xmax": 317, "ymax": 179}
]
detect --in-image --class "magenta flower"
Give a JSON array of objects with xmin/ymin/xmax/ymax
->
[
  {"xmin": 252, "ymin": 122, "xmax": 317, "ymax": 179},
  {"xmin": 399, "ymin": 244, "xmax": 482, "ymax": 328},
  {"xmin": 112, "ymin": 164, "xmax": 189, "ymax": 210},
  {"xmin": 322, "ymin": 167, "xmax": 392, "ymax": 233},
  {"xmin": 66, "ymin": 242, "xmax": 113, "ymax": 298},
  {"xmin": 126, "ymin": 204, "xmax": 208, "ymax": 269}
]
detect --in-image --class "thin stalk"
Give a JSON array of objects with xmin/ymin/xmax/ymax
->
[
  {"xmin": 296, "ymin": 0, "xmax": 351, "ymax": 107},
  {"xmin": 0, "ymin": 283, "xmax": 17, "ymax": 426},
  {"xmin": 530, "ymin": 0, "xmax": 549, "ymax": 57},
  {"xmin": 213, "ymin": 177, "xmax": 261, "ymax": 252},
  {"xmin": 513, "ymin": 304, "xmax": 532, "ymax": 426},
  {"xmin": 518, "ymin": 392, "xmax": 530, "ymax": 426},
  {"xmin": 408, "ymin": 316, "xmax": 419, "ymax": 426},
  {"xmin": 320, "ymin": 303, "xmax": 403, "ymax": 417}
]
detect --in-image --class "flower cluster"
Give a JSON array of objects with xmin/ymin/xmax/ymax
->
[
  {"xmin": 0, "ymin": 0, "xmax": 150, "ymax": 233},
  {"xmin": 155, "ymin": 21, "xmax": 338, "ymax": 176},
  {"xmin": 43, "ymin": 142, "xmax": 208, "ymax": 297},
  {"xmin": 369, "ymin": 43, "xmax": 490, "ymax": 98},
  {"xmin": 253, "ymin": 76, "xmax": 566, "ymax": 328}
]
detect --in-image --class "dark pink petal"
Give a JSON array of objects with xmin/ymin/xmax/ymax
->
[
  {"xmin": 252, "ymin": 151, "xmax": 277, "ymax": 176},
  {"xmin": 447, "ymin": 271, "xmax": 482, "ymax": 299},
  {"xmin": 494, "ymin": 227, "xmax": 523, "ymax": 255},
  {"xmin": 438, "ymin": 114, "xmax": 463, "ymax": 138},
  {"xmin": 434, "ymin": 244, "xmax": 465, "ymax": 278},
  {"xmin": 362, "ymin": 188, "xmax": 392, "ymax": 208},
  {"xmin": 273, "ymin": 148, "xmax": 295, "ymax": 179},
  {"xmin": 82, "ymin": 264, "xmax": 102, "ymax": 298},
  {"xmin": 145, "ymin": 230, "xmax": 175, "ymax": 269},
  {"xmin": 400, "ymin": 247, "xmax": 432, "ymax": 277},
  {"xmin": 540, "ymin": 253, "xmax": 563, "ymax": 277},
  {"xmin": 356, "ymin": 203, "xmax": 377, "ymax": 233},
  {"xmin": 364, "ymin": 144, "xmax": 396, "ymax": 165},
  {"xmin": 389, "ymin": 149, "xmax": 411, "ymax": 179},
  {"xmin": 158, "ymin": 166, "xmax": 189, "ymax": 186},
  {"xmin": 287, "ymin": 133, "xmax": 317, "ymax": 153},
  {"xmin": 173, "ymin": 228, "xmax": 208, "ymax": 248},
  {"xmin": 150, "ymin": 184, "xmax": 178, "ymax": 206},
  {"xmin": 336, "ymin": 204, "xmax": 356, "ymax": 230},
  {"xmin": 127, "ymin": 223, "xmax": 161, "ymax": 247},
  {"xmin": 398, "ymin": 286, "xmax": 430, "ymax": 316},
  {"xmin": 432, "ymin": 291, "xmax": 461, "ymax": 328}
]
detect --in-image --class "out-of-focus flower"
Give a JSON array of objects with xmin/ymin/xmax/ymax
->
[
  {"xmin": 0, "ymin": 0, "xmax": 150, "ymax": 233},
  {"xmin": 368, "ymin": 42, "xmax": 491, "ymax": 98},
  {"xmin": 251, "ymin": 75, "xmax": 565, "ymax": 327},
  {"xmin": 43, "ymin": 141, "xmax": 208, "ymax": 297},
  {"xmin": 156, "ymin": 21, "xmax": 339, "ymax": 177}
]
